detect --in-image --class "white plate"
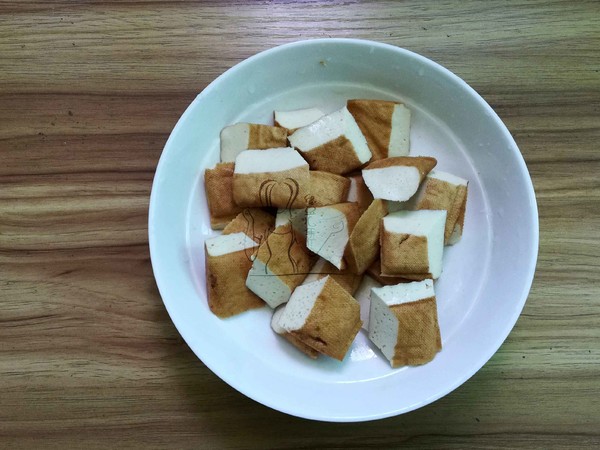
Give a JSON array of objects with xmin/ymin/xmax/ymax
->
[{"xmin": 149, "ymin": 39, "xmax": 538, "ymax": 422}]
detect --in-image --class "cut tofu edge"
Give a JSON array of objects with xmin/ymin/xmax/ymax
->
[
  {"xmin": 368, "ymin": 292, "xmax": 399, "ymax": 362},
  {"xmin": 246, "ymin": 258, "xmax": 293, "ymax": 309},
  {"xmin": 383, "ymin": 210, "xmax": 447, "ymax": 278},
  {"xmin": 234, "ymin": 148, "xmax": 307, "ymax": 174},
  {"xmin": 388, "ymin": 104, "xmax": 411, "ymax": 157},
  {"xmin": 274, "ymin": 107, "xmax": 325, "ymax": 130},
  {"xmin": 342, "ymin": 107, "xmax": 372, "ymax": 164},
  {"xmin": 429, "ymin": 169, "xmax": 468, "ymax": 186},
  {"xmin": 279, "ymin": 277, "xmax": 328, "ymax": 332},
  {"xmin": 371, "ymin": 279, "xmax": 434, "ymax": 307},
  {"xmin": 354, "ymin": 274, "xmax": 381, "ymax": 331},
  {"xmin": 271, "ymin": 306, "xmax": 287, "ymax": 334},
  {"xmin": 306, "ymin": 206, "xmax": 350, "ymax": 269},
  {"xmin": 205, "ymin": 232, "xmax": 258, "ymax": 257},
  {"xmin": 220, "ymin": 123, "xmax": 250, "ymax": 162},
  {"xmin": 288, "ymin": 107, "xmax": 371, "ymax": 164},
  {"xmin": 363, "ymin": 166, "xmax": 421, "ymax": 201}
]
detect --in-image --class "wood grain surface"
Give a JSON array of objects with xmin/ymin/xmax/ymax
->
[{"xmin": 1, "ymin": 1, "xmax": 599, "ymax": 448}]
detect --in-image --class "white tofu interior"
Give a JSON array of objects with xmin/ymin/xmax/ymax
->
[
  {"xmin": 276, "ymin": 208, "xmax": 307, "ymax": 235},
  {"xmin": 288, "ymin": 107, "xmax": 371, "ymax": 164},
  {"xmin": 368, "ymin": 291, "xmax": 399, "ymax": 362},
  {"xmin": 383, "ymin": 210, "xmax": 447, "ymax": 278},
  {"xmin": 270, "ymin": 305, "xmax": 286, "ymax": 334},
  {"xmin": 388, "ymin": 104, "xmax": 411, "ymax": 157},
  {"xmin": 346, "ymin": 176, "xmax": 359, "ymax": 203},
  {"xmin": 354, "ymin": 275, "xmax": 382, "ymax": 331},
  {"xmin": 220, "ymin": 123, "xmax": 250, "ymax": 162},
  {"xmin": 428, "ymin": 169, "xmax": 468, "ymax": 186},
  {"xmin": 275, "ymin": 107, "xmax": 325, "ymax": 130},
  {"xmin": 362, "ymin": 165, "xmax": 421, "ymax": 201},
  {"xmin": 371, "ymin": 279, "xmax": 434, "ymax": 306},
  {"xmin": 306, "ymin": 206, "xmax": 349, "ymax": 269},
  {"xmin": 279, "ymin": 276, "xmax": 328, "ymax": 332},
  {"xmin": 205, "ymin": 232, "xmax": 258, "ymax": 257},
  {"xmin": 246, "ymin": 258, "xmax": 292, "ymax": 309},
  {"xmin": 234, "ymin": 148, "xmax": 307, "ymax": 174},
  {"xmin": 368, "ymin": 279, "xmax": 435, "ymax": 361}
]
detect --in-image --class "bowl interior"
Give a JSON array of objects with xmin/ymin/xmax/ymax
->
[{"xmin": 149, "ymin": 39, "xmax": 538, "ymax": 421}]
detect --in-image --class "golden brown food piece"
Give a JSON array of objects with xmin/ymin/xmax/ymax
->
[
  {"xmin": 204, "ymin": 162, "xmax": 243, "ymax": 230},
  {"xmin": 205, "ymin": 239, "xmax": 265, "ymax": 318},
  {"xmin": 347, "ymin": 99, "xmax": 411, "ymax": 160},
  {"xmin": 308, "ymin": 171, "xmax": 351, "ymax": 207},
  {"xmin": 280, "ymin": 276, "xmax": 362, "ymax": 361},
  {"xmin": 345, "ymin": 199, "xmax": 388, "ymax": 274}
]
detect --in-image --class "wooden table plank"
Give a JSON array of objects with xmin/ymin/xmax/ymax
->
[{"xmin": 1, "ymin": 0, "xmax": 599, "ymax": 448}]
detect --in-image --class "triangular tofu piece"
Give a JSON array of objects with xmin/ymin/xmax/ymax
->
[
  {"xmin": 368, "ymin": 279, "xmax": 441, "ymax": 367},
  {"xmin": 345, "ymin": 199, "xmax": 388, "ymax": 274},
  {"xmin": 306, "ymin": 202, "xmax": 361, "ymax": 269},
  {"xmin": 278, "ymin": 276, "xmax": 362, "ymax": 361},
  {"xmin": 347, "ymin": 99, "xmax": 411, "ymax": 160},
  {"xmin": 288, "ymin": 106, "xmax": 372, "ymax": 175},
  {"xmin": 362, "ymin": 156, "xmax": 437, "ymax": 201},
  {"xmin": 413, "ymin": 170, "xmax": 468, "ymax": 245}
]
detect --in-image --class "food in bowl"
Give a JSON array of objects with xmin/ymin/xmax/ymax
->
[{"xmin": 202, "ymin": 98, "xmax": 468, "ymax": 367}]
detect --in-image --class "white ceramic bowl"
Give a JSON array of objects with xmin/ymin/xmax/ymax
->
[{"xmin": 148, "ymin": 39, "xmax": 538, "ymax": 422}]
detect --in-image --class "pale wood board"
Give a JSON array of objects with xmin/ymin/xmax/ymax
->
[{"xmin": 1, "ymin": 1, "xmax": 599, "ymax": 448}]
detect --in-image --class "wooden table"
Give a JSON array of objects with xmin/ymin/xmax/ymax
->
[{"xmin": 1, "ymin": 1, "xmax": 598, "ymax": 448}]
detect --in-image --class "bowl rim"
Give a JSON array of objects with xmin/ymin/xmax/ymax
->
[{"xmin": 148, "ymin": 38, "xmax": 539, "ymax": 421}]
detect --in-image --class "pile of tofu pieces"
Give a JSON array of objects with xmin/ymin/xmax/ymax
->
[{"xmin": 203, "ymin": 99, "xmax": 468, "ymax": 368}]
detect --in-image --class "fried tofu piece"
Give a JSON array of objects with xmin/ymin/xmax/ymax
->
[
  {"xmin": 380, "ymin": 210, "xmax": 446, "ymax": 279},
  {"xmin": 345, "ymin": 199, "xmax": 388, "ymax": 274},
  {"xmin": 205, "ymin": 233, "xmax": 265, "ymax": 318},
  {"xmin": 413, "ymin": 170, "xmax": 468, "ymax": 245},
  {"xmin": 347, "ymin": 99, "xmax": 411, "ymax": 160},
  {"xmin": 271, "ymin": 305, "xmax": 319, "ymax": 359},
  {"xmin": 368, "ymin": 280, "xmax": 441, "ymax": 367},
  {"xmin": 362, "ymin": 156, "xmax": 437, "ymax": 202},
  {"xmin": 278, "ymin": 276, "xmax": 362, "ymax": 361},
  {"xmin": 288, "ymin": 106, "xmax": 372, "ymax": 175},
  {"xmin": 204, "ymin": 162, "xmax": 243, "ymax": 230},
  {"xmin": 306, "ymin": 202, "xmax": 361, "ymax": 269},
  {"xmin": 232, "ymin": 148, "xmax": 310, "ymax": 209}
]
